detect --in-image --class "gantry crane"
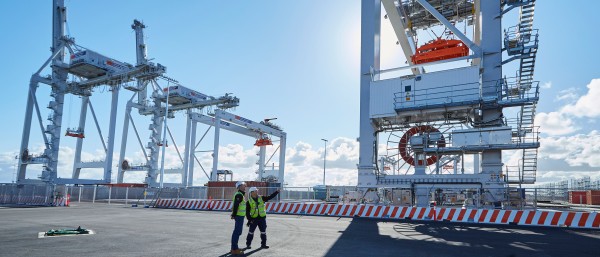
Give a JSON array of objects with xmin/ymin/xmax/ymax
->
[
  {"xmin": 358, "ymin": 0, "xmax": 540, "ymax": 207},
  {"xmin": 18, "ymin": 1, "xmax": 285, "ymax": 189}
]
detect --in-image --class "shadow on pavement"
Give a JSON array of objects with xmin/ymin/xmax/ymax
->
[
  {"xmin": 216, "ymin": 248, "xmax": 264, "ymax": 257},
  {"xmin": 324, "ymin": 218, "xmax": 600, "ymax": 257}
]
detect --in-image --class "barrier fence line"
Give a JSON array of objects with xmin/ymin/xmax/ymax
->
[
  {"xmin": 152, "ymin": 199, "xmax": 600, "ymax": 229},
  {"xmin": 2, "ymin": 184, "xmax": 599, "ymax": 208}
]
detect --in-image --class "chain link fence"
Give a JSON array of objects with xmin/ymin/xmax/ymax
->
[
  {"xmin": 0, "ymin": 183, "xmax": 54, "ymax": 205},
  {"xmin": 2, "ymin": 183, "xmax": 599, "ymax": 210}
]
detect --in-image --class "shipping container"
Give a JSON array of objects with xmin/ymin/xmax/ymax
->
[
  {"xmin": 313, "ymin": 185, "xmax": 327, "ymax": 200},
  {"xmin": 569, "ymin": 191, "xmax": 588, "ymax": 204},
  {"xmin": 206, "ymin": 181, "xmax": 269, "ymax": 200},
  {"xmin": 587, "ymin": 190, "xmax": 600, "ymax": 205},
  {"xmin": 101, "ymin": 183, "xmax": 148, "ymax": 188}
]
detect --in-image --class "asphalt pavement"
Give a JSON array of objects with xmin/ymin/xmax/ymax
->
[{"xmin": 1, "ymin": 203, "xmax": 599, "ymax": 257}]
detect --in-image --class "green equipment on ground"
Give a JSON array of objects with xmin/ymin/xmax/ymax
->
[{"xmin": 45, "ymin": 226, "xmax": 90, "ymax": 236}]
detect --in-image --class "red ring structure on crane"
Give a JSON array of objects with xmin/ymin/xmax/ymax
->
[{"xmin": 398, "ymin": 125, "xmax": 446, "ymax": 166}]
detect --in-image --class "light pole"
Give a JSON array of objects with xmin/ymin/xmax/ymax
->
[{"xmin": 321, "ymin": 139, "xmax": 328, "ymax": 186}]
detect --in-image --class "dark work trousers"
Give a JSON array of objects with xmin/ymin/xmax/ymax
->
[
  {"xmin": 231, "ymin": 215, "xmax": 245, "ymax": 250},
  {"xmin": 245, "ymin": 218, "xmax": 268, "ymax": 247}
]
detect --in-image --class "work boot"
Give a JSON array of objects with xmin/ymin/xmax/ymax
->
[
  {"xmin": 260, "ymin": 245, "xmax": 270, "ymax": 249},
  {"xmin": 230, "ymin": 249, "xmax": 244, "ymax": 255}
]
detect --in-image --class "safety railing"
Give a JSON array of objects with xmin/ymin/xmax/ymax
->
[
  {"xmin": 504, "ymin": 27, "xmax": 539, "ymax": 56},
  {"xmin": 393, "ymin": 77, "xmax": 540, "ymax": 112},
  {"xmin": 509, "ymin": 126, "xmax": 540, "ymax": 145},
  {"xmin": 393, "ymin": 82, "xmax": 492, "ymax": 111},
  {"xmin": 501, "ymin": 77, "xmax": 539, "ymax": 101}
]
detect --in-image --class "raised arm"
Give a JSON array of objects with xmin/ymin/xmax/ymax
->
[{"xmin": 262, "ymin": 189, "xmax": 280, "ymax": 202}]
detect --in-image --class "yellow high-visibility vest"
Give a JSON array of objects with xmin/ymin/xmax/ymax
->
[
  {"xmin": 233, "ymin": 191, "xmax": 246, "ymax": 216},
  {"xmin": 248, "ymin": 196, "xmax": 266, "ymax": 218}
]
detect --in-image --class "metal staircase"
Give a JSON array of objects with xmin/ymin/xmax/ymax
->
[
  {"xmin": 503, "ymin": 0, "xmax": 539, "ymax": 184},
  {"xmin": 518, "ymin": 1, "xmax": 535, "ymax": 35},
  {"xmin": 518, "ymin": 104, "xmax": 536, "ymax": 137},
  {"xmin": 520, "ymin": 148, "xmax": 538, "ymax": 184},
  {"xmin": 517, "ymin": 46, "xmax": 537, "ymax": 90}
]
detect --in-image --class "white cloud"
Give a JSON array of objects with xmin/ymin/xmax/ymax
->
[
  {"xmin": 561, "ymin": 78, "xmax": 600, "ymax": 118},
  {"xmin": 541, "ymin": 81, "xmax": 552, "ymax": 89},
  {"xmin": 554, "ymin": 87, "xmax": 578, "ymax": 102},
  {"xmin": 286, "ymin": 141, "xmax": 320, "ymax": 167},
  {"xmin": 536, "ymin": 79, "xmax": 600, "ymax": 137},
  {"xmin": 213, "ymin": 144, "xmax": 257, "ymax": 169},
  {"xmin": 539, "ymin": 131, "xmax": 600, "ymax": 167},
  {"xmin": 318, "ymin": 137, "xmax": 359, "ymax": 169},
  {"xmin": 536, "ymin": 170, "xmax": 600, "ymax": 184},
  {"xmin": 283, "ymin": 137, "xmax": 360, "ymax": 186},
  {"xmin": 535, "ymin": 112, "xmax": 577, "ymax": 136},
  {"xmin": 0, "ymin": 150, "xmax": 19, "ymax": 183},
  {"xmin": 502, "ymin": 150, "xmax": 524, "ymax": 168}
]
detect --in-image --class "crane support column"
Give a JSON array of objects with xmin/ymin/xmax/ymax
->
[
  {"xmin": 278, "ymin": 133, "xmax": 286, "ymax": 187},
  {"xmin": 117, "ymin": 101, "xmax": 133, "ymax": 183},
  {"xmin": 43, "ymin": 0, "xmax": 68, "ymax": 184},
  {"xmin": 187, "ymin": 121, "xmax": 197, "ymax": 187},
  {"xmin": 357, "ymin": 0, "xmax": 381, "ymax": 187},
  {"xmin": 211, "ymin": 110, "xmax": 222, "ymax": 181},
  {"xmin": 182, "ymin": 112, "xmax": 192, "ymax": 186},
  {"xmin": 104, "ymin": 87, "xmax": 119, "ymax": 183},
  {"xmin": 479, "ymin": 0, "xmax": 504, "ymax": 175},
  {"xmin": 17, "ymin": 80, "xmax": 39, "ymax": 183},
  {"xmin": 258, "ymin": 146, "xmax": 266, "ymax": 181},
  {"xmin": 72, "ymin": 96, "xmax": 89, "ymax": 179}
]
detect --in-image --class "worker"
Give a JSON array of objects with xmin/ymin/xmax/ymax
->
[
  {"xmin": 230, "ymin": 181, "xmax": 247, "ymax": 255},
  {"xmin": 245, "ymin": 187, "xmax": 280, "ymax": 250}
]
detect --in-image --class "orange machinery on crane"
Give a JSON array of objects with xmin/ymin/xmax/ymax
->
[
  {"xmin": 254, "ymin": 118, "xmax": 277, "ymax": 146},
  {"xmin": 411, "ymin": 38, "xmax": 469, "ymax": 64},
  {"xmin": 65, "ymin": 128, "xmax": 85, "ymax": 138},
  {"xmin": 254, "ymin": 133, "xmax": 273, "ymax": 147}
]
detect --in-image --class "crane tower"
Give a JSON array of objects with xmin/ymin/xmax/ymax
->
[{"xmin": 359, "ymin": 0, "xmax": 540, "ymax": 207}]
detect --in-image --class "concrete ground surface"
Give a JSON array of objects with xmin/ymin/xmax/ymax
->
[{"xmin": 1, "ymin": 203, "xmax": 599, "ymax": 257}]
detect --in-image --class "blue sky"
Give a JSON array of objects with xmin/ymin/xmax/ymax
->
[{"xmin": 1, "ymin": 1, "xmax": 599, "ymax": 186}]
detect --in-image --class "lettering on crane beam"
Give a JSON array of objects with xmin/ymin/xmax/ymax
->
[
  {"xmin": 234, "ymin": 115, "xmax": 253, "ymax": 124},
  {"xmin": 105, "ymin": 60, "xmax": 128, "ymax": 70},
  {"xmin": 210, "ymin": 118, "xmax": 232, "ymax": 127}
]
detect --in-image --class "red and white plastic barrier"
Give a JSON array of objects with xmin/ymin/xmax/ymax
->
[
  {"xmin": 53, "ymin": 197, "xmax": 67, "ymax": 206},
  {"xmin": 153, "ymin": 199, "xmax": 600, "ymax": 229},
  {"xmin": 51, "ymin": 194, "xmax": 72, "ymax": 207}
]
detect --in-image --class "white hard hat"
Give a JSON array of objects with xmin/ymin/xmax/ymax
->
[
  {"xmin": 248, "ymin": 187, "xmax": 258, "ymax": 193},
  {"xmin": 235, "ymin": 181, "xmax": 246, "ymax": 188}
]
